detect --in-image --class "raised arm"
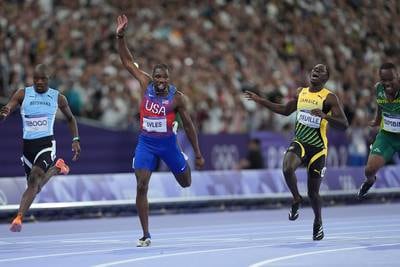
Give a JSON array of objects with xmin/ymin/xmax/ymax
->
[
  {"xmin": 0, "ymin": 89, "xmax": 24, "ymax": 122},
  {"xmin": 58, "ymin": 94, "xmax": 81, "ymax": 161},
  {"xmin": 116, "ymin": 14, "xmax": 151, "ymax": 95},
  {"xmin": 312, "ymin": 93, "xmax": 349, "ymax": 130},
  {"xmin": 244, "ymin": 89, "xmax": 298, "ymax": 116},
  {"xmin": 175, "ymin": 92, "xmax": 204, "ymax": 169}
]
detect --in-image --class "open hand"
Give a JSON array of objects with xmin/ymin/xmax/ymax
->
[
  {"xmin": 310, "ymin": 109, "xmax": 326, "ymax": 119},
  {"xmin": 0, "ymin": 106, "xmax": 10, "ymax": 121},
  {"xmin": 368, "ymin": 120, "xmax": 380, "ymax": 128},
  {"xmin": 195, "ymin": 156, "xmax": 205, "ymax": 170},
  {"xmin": 244, "ymin": 90, "xmax": 261, "ymax": 102},
  {"xmin": 72, "ymin": 141, "xmax": 81, "ymax": 161},
  {"xmin": 116, "ymin": 14, "xmax": 128, "ymax": 35}
]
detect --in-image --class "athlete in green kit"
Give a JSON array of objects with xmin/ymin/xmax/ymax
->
[{"xmin": 358, "ymin": 62, "xmax": 400, "ymax": 198}]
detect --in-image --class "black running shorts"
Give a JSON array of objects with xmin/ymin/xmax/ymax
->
[
  {"xmin": 22, "ymin": 135, "xmax": 56, "ymax": 176},
  {"xmin": 286, "ymin": 140, "xmax": 327, "ymax": 178}
]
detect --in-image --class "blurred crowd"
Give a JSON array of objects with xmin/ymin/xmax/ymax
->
[{"xmin": 0, "ymin": 0, "xmax": 399, "ymax": 152}]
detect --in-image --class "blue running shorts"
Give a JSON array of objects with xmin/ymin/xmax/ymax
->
[{"xmin": 133, "ymin": 134, "xmax": 187, "ymax": 174}]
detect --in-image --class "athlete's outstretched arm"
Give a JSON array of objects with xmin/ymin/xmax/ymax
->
[
  {"xmin": 244, "ymin": 90, "xmax": 297, "ymax": 116},
  {"xmin": 312, "ymin": 93, "xmax": 349, "ymax": 130},
  {"xmin": 58, "ymin": 94, "xmax": 81, "ymax": 161},
  {"xmin": 175, "ymin": 92, "xmax": 205, "ymax": 169},
  {"xmin": 116, "ymin": 14, "xmax": 151, "ymax": 94},
  {"xmin": 0, "ymin": 89, "xmax": 24, "ymax": 121}
]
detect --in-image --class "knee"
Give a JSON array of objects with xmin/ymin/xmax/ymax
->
[
  {"xmin": 282, "ymin": 165, "xmax": 295, "ymax": 178},
  {"xmin": 307, "ymin": 190, "xmax": 320, "ymax": 201},
  {"xmin": 364, "ymin": 165, "xmax": 377, "ymax": 178},
  {"xmin": 27, "ymin": 173, "xmax": 42, "ymax": 192},
  {"xmin": 180, "ymin": 179, "xmax": 191, "ymax": 188},
  {"xmin": 136, "ymin": 181, "xmax": 149, "ymax": 195}
]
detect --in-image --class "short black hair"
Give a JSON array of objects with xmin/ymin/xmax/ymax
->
[
  {"xmin": 34, "ymin": 64, "xmax": 50, "ymax": 78},
  {"xmin": 152, "ymin": 63, "xmax": 169, "ymax": 75},
  {"xmin": 380, "ymin": 62, "xmax": 396, "ymax": 71}
]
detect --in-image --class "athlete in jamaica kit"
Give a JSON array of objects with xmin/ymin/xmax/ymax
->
[
  {"xmin": 245, "ymin": 64, "xmax": 348, "ymax": 240},
  {"xmin": 0, "ymin": 64, "xmax": 81, "ymax": 232},
  {"xmin": 358, "ymin": 63, "xmax": 400, "ymax": 198},
  {"xmin": 116, "ymin": 15, "xmax": 205, "ymax": 247}
]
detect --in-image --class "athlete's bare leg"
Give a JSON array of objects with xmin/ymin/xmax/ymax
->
[
  {"xmin": 282, "ymin": 151, "xmax": 303, "ymax": 202},
  {"xmin": 307, "ymin": 171, "xmax": 322, "ymax": 225},
  {"xmin": 18, "ymin": 166, "xmax": 45, "ymax": 217},
  {"xmin": 364, "ymin": 154, "xmax": 385, "ymax": 183},
  {"xmin": 135, "ymin": 169, "xmax": 152, "ymax": 237},
  {"xmin": 38, "ymin": 165, "xmax": 60, "ymax": 193},
  {"xmin": 173, "ymin": 165, "xmax": 191, "ymax": 188}
]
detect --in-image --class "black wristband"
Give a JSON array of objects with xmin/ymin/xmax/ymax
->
[{"xmin": 116, "ymin": 33, "xmax": 124, "ymax": 39}]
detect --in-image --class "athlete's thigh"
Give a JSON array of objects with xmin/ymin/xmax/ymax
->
[
  {"xmin": 133, "ymin": 141, "xmax": 159, "ymax": 172},
  {"xmin": 370, "ymin": 131, "xmax": 396, "ymax": 163},
  {"xmin": 307, "ymin": 153, "xmax": 326, "ymax": 180},
  {"xmin": 22, "ymin": 138, "xmax": 54, "ymax": 176},
  {"xmin": 159, "ymin": 142, "xmax": 187, "ymax": 174},
  {"xmin": 283, "ymin": 141, "xmax": 304, "ymax": 170},
  {"xmin": 173, "ymin": 164, "xmax": 192, "ymax": 187}
]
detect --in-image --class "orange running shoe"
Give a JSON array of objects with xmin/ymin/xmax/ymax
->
[
  {"xmin": 10, "ymin": 214, "xmax": 22, "ymax": 232},
  {"xmin": 55, "ymin": 158, "xmax": 70, "ymax": 175}
]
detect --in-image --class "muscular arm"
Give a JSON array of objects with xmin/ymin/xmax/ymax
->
[
  {"xmin": 0, "ymin": 89, "xmax": 24, "ymax": 121},
  {"xmin": 58, "ymin": 94, "xmax": 81, "ymax": 160},
  {"xmin": 116, "ymin": 15, "xmax": 151, "ymax": 95},
  {"xmin": 175, "ymin": 92, "xmax": 202, "ymax": 159},
  {"xmin": 321, "ymin": 93, "xmax": 349, "ymax": 130},
  {"xmin": 244, "ymin": 89, "xmax": 299, "ymax": 116},
  {"xmin": 370, "ymin": 105, "xmax": 382, "ymax": 127},
  {"xmin": 117, "ymin": 37, "xmax": 151, "ymax": 91}
]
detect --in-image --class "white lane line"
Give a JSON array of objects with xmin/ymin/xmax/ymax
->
[
  {"xmin": 248, "ymin": 242, "xmax": 400, "ymax": 267},
  {"xmin": 2, "ymin": 215, "xmax": 400, "ymax": 241},
  {"xmin": 0, "ymin": 247, "xmax": 132, "ymax": 263},
  {"xmin": 91, "ymin": 241, "xmax": 312, "ymax": 267},
  {"xmin": 2, "ymin": 234, "xmax": 400, "ymax": 264},
  {"xmin": 2, "ymin": 225, "xmax": 400, "ymax": 247}
]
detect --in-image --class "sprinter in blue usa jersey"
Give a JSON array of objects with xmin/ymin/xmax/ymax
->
[
  {"xmin": 116, "ymin": 14, "xmax": 205, "ymax": 247},
  {"xmin": 0, "ymin": 64, "xmax": 81, "ymax": 232}
]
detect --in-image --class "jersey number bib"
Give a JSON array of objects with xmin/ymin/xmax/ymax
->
[
  {"xmin": 143, "ymin": 117, "xmax": 167, "ymax": 133},
  {"xmin": 297, "ymin": 110, "xmax": 321, "ymax": 128},
  {"xmin": 25, "ymin": 115, "xmax": 48, "ymax": 132},
  {"xmin": 382, "ymin": 113, "xmax": 400, "ymax": 133}
]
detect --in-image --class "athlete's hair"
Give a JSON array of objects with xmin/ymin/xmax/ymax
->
[
  {"xmin": 380, "ymin": 62, "xmax": 396, "ymax": 71},
  {"xmin": 152, "ymin": 63, "xmax": 169, "ymax": 75},
  {"xmin": 33, "ymin": 64, "xmax": 50, "ymax": 78}
]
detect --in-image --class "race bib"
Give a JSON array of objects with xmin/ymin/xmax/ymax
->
[
  {"xmin": 143, "ymin": 117, "xmax": 167, "ymax": 133},
  {"xmin": 297, "ymin": 110, "xmax": 321, "ymax": 128},
  {"xmin": 25, "ymin": 115, "xmax": 49, "ymax": 132},
  {"xmin": 382, "ymin": 113, "xmax": 400, "ymax": 133}
]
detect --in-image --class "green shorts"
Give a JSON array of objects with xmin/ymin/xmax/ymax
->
[{"xmin": 370, "ymin": 130, "xmax": 400, "ymax": 162}]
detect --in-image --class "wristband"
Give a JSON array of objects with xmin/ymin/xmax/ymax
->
[
  {"xmin": 72, "ymin": 136, "xmax": 80, "ymax": 142},
  {"xmin": 116, "ymin": 33, "xmax": 124, "ymax": 39}
]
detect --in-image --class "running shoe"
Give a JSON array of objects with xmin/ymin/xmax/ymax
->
[
  {"xmin": 313, "ymin": 222, "xmax": 324, "ymax": 241},
  {"xmin": 10, "ymin": 214, "xmax": 23, "ymax": 232},
  {"xmin": 288, "ymin": 197, "xmax": 302, "ymax": 221},
  {"xmin": 358, "ymin": 177, "xmax": 376, "ymax": 199},
  {"xmin": 55, "ymin": 158, "xmax": 70, "ymax": 175},
  {"xmin": 137, "ymin": 234, "xmax": 151, "ymax": 247}
]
